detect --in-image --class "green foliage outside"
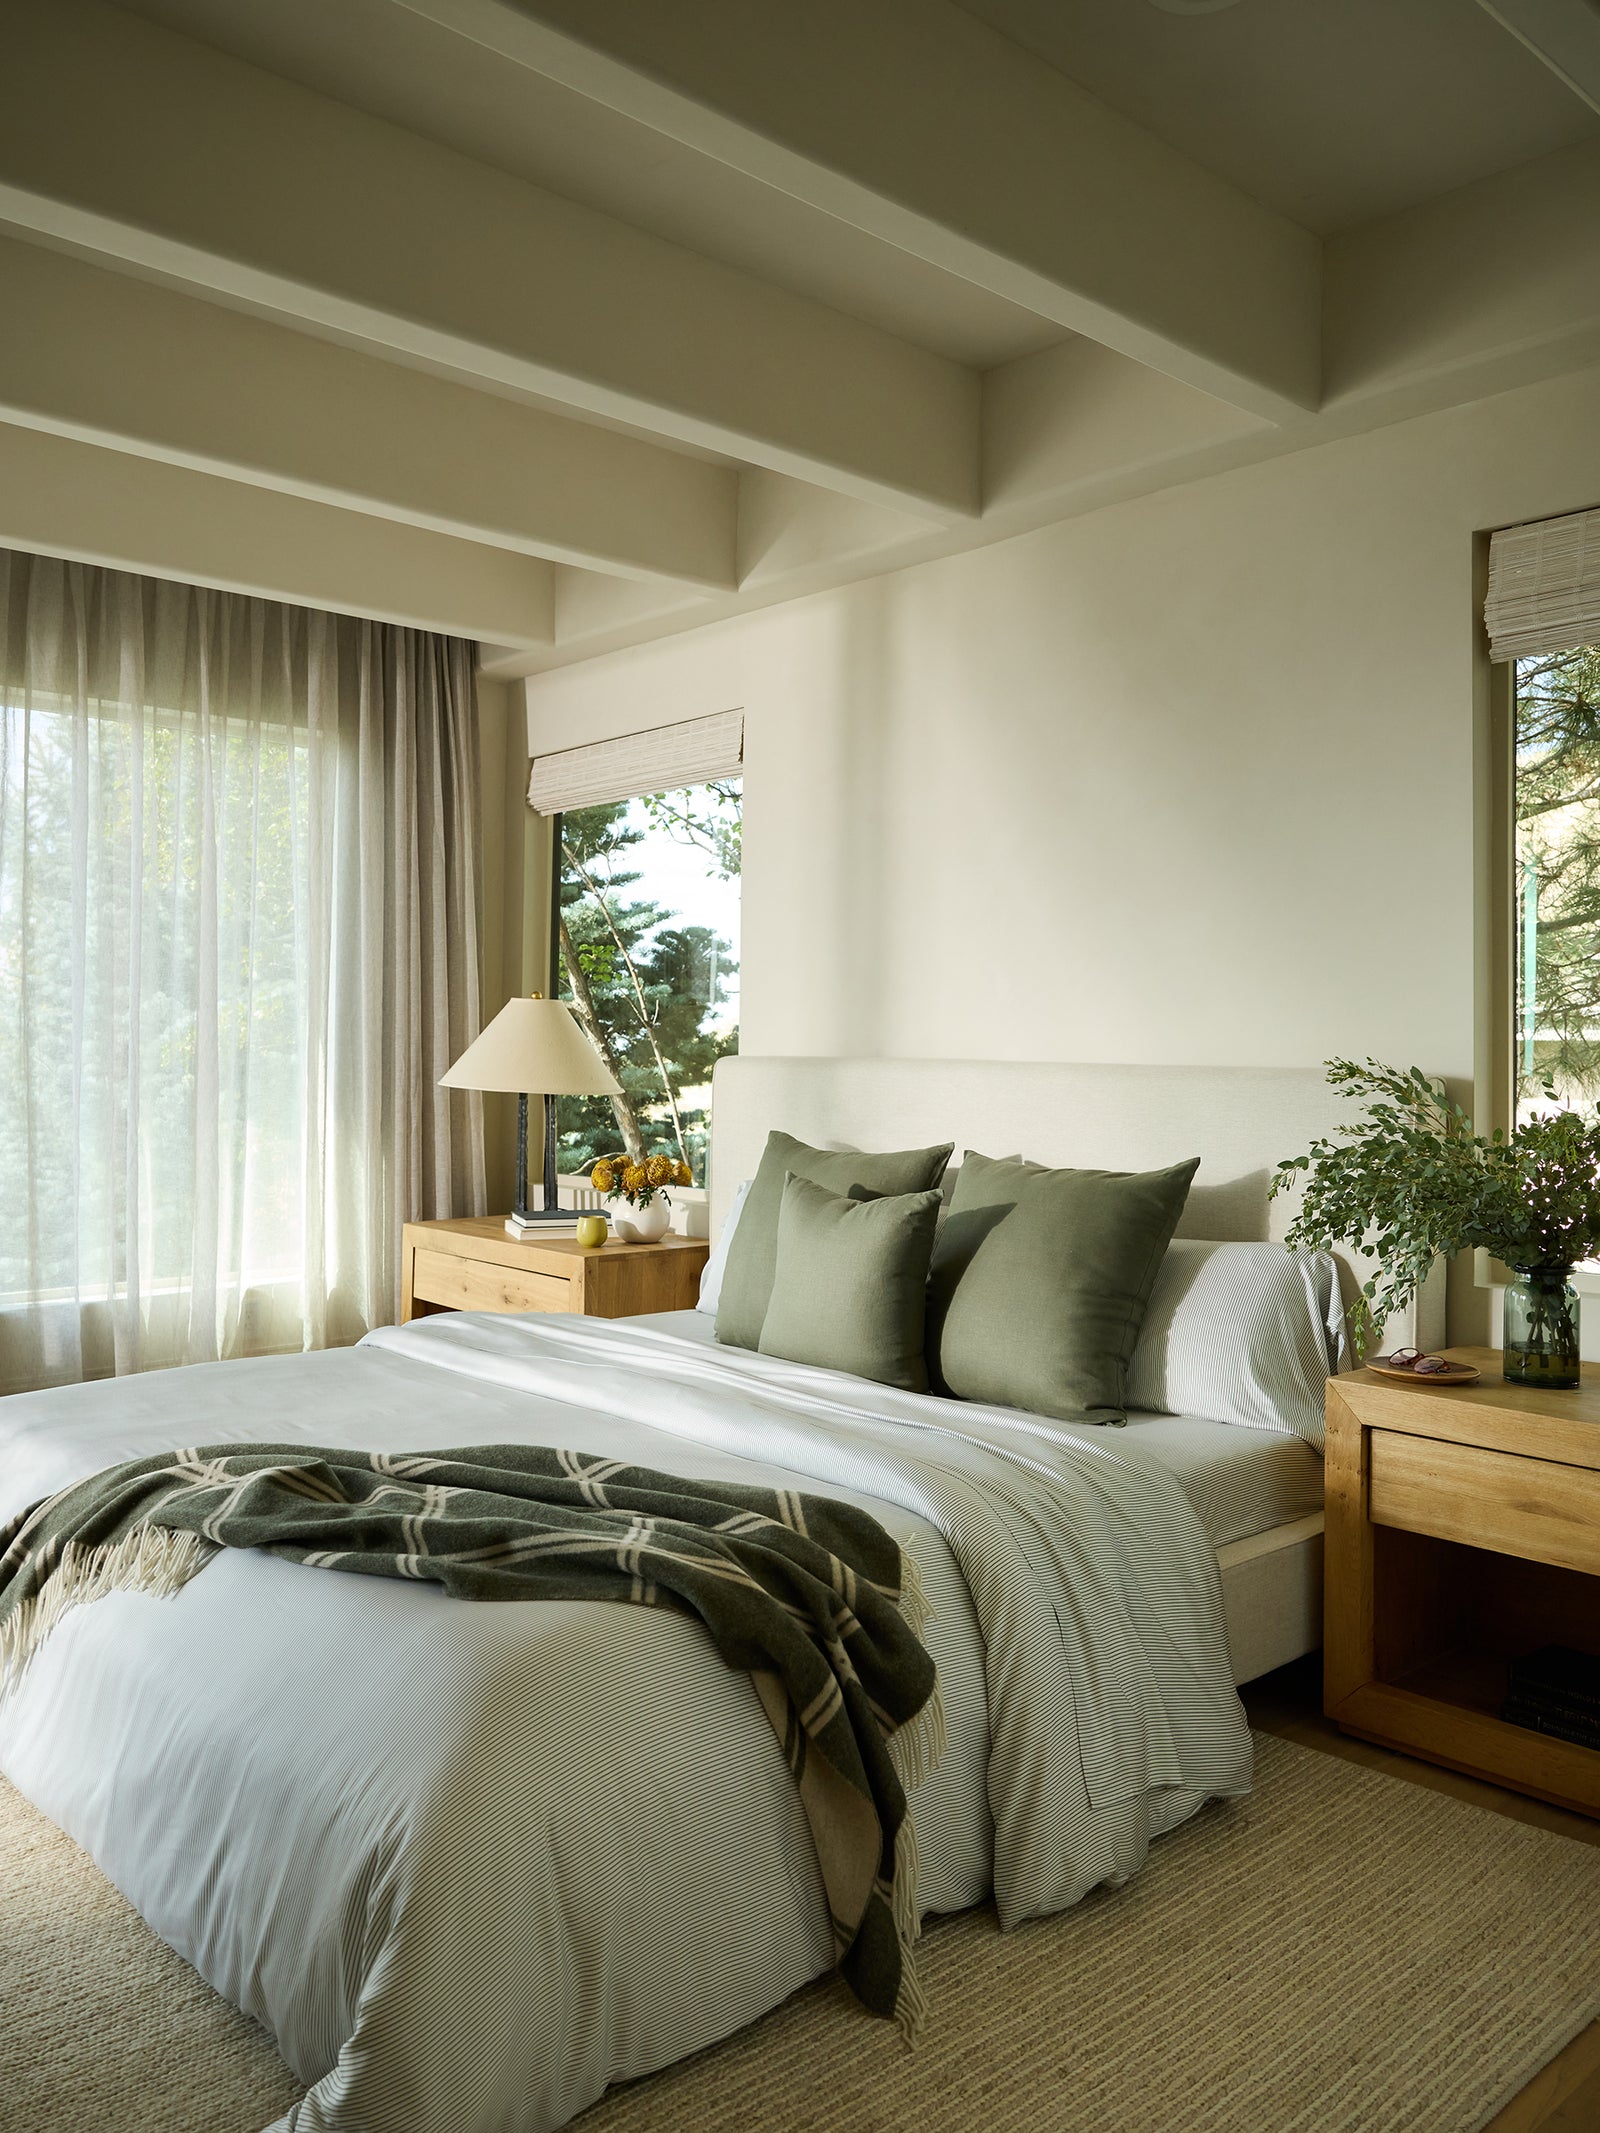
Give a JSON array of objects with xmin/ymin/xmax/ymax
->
[
  {"xmin": 0, "ymin": 698, "xmax": 308, "ymax": 1301},
  {"xmin": 555, "ymin": 780, "xmax": 740, "ymax": 1187},
  {"xmin": 1273, "ymin": 1058, "xmax": 1600, "ymax": 1356},
  {"xmin": 1516, "ymin": 646, "xmax": 1600, "ymax": 1116}
]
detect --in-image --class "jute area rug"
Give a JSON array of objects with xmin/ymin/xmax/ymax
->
[{"xmin": 5, "ymin": 1733, "xmax": 1600, "ymax": 2133}]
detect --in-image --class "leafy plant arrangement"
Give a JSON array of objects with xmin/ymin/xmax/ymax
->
[
  {"xmin": 590, "ymin": 1152, "xmax": 693, "ymax": 1210},
  {"xmin": 1271, "ymin": 1059, "xmax": 1600, "ymax": 1367}
]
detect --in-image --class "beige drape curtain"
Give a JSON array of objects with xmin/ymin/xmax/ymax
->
[{"xmin": 0, "ymin": 548, "xmax": 485, "ymax": 1392}]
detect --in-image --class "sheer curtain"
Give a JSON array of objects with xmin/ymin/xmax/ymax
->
[{"xmin": 0, "ymin": 548, "xmax": 485, "ymax": 1392}]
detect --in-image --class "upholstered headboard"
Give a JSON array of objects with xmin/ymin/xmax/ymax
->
[{"xmin": 708, "ymin": 1054, "xmax": 1445, "ymax": 1349}]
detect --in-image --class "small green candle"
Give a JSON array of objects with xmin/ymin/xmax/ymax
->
[{"xmin": 575, "ymin": 1214, "xmax": 608, "ymax": 1250}]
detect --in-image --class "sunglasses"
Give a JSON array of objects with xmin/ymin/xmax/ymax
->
[{"xmin": 1385, "ymin": 1348, "xmax": 1453, "ymax": 1376}]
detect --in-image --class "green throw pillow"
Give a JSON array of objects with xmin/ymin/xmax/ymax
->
[
  {"xmin": 757, "ymin": 1175, "xmax": 942, "ymax": 1392},
  {"xmin": 925, "ymin": 1148, "xmax": 1043, "ymax": 1363},
  {"xmin": 930, "ymin": 1149, "xmax": 1199, "ymax": 1422},
  {"xmin": 716, "ymin": 1129, "xmax": 954, "ymax": 1351}
]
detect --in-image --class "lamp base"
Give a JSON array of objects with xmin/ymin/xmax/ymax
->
[{"xmin": 510, "ymin": 1089, "xmax": 572, "ymax": 1241}]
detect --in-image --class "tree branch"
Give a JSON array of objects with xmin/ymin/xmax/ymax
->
[
  {"xmin": 1518, "ymin": 778, "xmax": 1600, "ymax": 820},
  {"xmin": 564, "ymin": 841, "xmax": 691, "ymax": 1171},
  {"xmin": 557, "ymin": 913, "xmax": 644, "ymax": 1161}
]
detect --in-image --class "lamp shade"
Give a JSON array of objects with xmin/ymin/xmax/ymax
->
[{"xmin": 439, "ymin": 996, "xmax": 620, "ymax": 1097}]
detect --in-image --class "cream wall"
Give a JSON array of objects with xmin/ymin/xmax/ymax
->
[{"xmin": 523, "ymin": 360, "xmax": 1600, "ymax": 1338}]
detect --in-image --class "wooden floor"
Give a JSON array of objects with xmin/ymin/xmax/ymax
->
[{"xmin": 1242, "ymin": 1656, "xmax": 1600, "ymax": 2132}]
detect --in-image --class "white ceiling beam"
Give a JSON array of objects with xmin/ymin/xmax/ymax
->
[
  {"xmin": 0, "ymin": 0, "xmax": 979, "ymax": 521},
  {"xmin": 395, "ymin": 0, "xmax": 1322, "ymax": 423},
  {"xmin": 488, "ymin": 348, "xmax": 1290, "ymax": 677},
  {"xmin": 0, "ymin": 423, "xmax": 555, "ymax": 649},
  {"xmin": 982, "ymin": 338, "xmax": 1267, "ymax": 518},
  {"xmin": 1325, "ymin": 137, "xmax": 1600, "ymax": 418},
  {"xmin": 0, "ymin": 235, "xmax": 736, "ymax": 590},
  {"xmin": 1476, "ymin": 1, "xmax": 1600, "ymax": 116},
  {"xmin": 496, "ymin": 198, "xmax": 1600, "ymax": 681}
]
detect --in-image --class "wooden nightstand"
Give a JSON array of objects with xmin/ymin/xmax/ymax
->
[
  {"xmin": 400, "ymin": 1218, "xmax": 709, "ymax": 1325},
  {"xmin": 1326, "ymin": 1347, "xmax": 1600, "ymax": 1817}
]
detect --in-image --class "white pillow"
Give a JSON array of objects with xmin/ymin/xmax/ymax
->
[
  {"xmin": 1125, "ymin": 1240, "xmax": 1349, "ymax": 1449},
  {"xmin": 697, "ymin": 1181, "xmax": 752, "ymax": 1313}
]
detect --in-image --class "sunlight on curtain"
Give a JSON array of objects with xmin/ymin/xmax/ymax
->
[{"xmin": 0, "ymin": 550, "xmax": 485, "ymax": 1391}]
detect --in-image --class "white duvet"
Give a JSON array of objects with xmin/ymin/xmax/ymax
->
[{"xmin": 0, "ymin": 1311, "xmax": 1251, "ymax": 2132}]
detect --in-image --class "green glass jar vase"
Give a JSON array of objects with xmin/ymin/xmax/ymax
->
[{"xmin": 1503, "ymin": 1267, "xmax": 1582, "ymax": 1389}]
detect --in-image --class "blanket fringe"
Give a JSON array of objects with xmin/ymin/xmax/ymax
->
[
  {"xmin": 896, "ymin": 1537, "xmax": 934, "ymax": 1639},
  {"xmin": 891, "ymin": 1803, "xmax": 930, "ymax": 2040},
  {"xmin": 0, "ymin": 1526, "xmax": 215, "ymax": 1706},
  {"xmin": 888, "ymin": 1536, "xmax": 946, "ymax": 2043},
  {"xmin": 890, "ymin": 1539, "xmax": 947, "ymax": 1795},
  {"xmin": 888, "ymin": 1681, "xmax": 947, "ymax": 1796}
]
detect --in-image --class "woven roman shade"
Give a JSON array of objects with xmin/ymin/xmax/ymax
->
[
  {"xmin": 1485, "ymin": 508, "xmax": 1600, "ymax": 662},
  {"xmin": 527, "ymin": 710, "xmax": 743, "ymax": 815}
]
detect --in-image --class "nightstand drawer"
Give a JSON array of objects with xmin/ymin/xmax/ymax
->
[
  {"xmin": 1369, "ymin": 1428, "xmax": 1600, "ymax": 1577},
  {"xmin": 410, "ymin": 1249, "xmax": 575, "ymax": 1317}
]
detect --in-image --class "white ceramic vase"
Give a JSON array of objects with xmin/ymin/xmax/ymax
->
[{"xmin": 613, "ymin": 1197, "xmax": 671, "ymax": 1243}]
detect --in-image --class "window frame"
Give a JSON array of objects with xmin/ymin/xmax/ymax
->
[
  {"xmin": 1481, "ymin": 654, "xmax": 1516, "ymax": 1150},
  {"xmin": 1479, "ymin": 621, "xmax": 1600, "ymax": 1295},
  {"xmin": 545, "ymin": 784, "xmax": 740, "ymax": 1203}
]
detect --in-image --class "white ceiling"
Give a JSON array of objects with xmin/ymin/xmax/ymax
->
[
  {"xmin": 118, "ymin": 0, "xmax": 1600, "ymax": 373},
  {"xmin": 113, "ymin": 0, "xmax": 1600, "ymax": 396},
  {"xmin": 10, "ymin": 0, "xmax": 1600, "ymax": 672},
  {"xmin": 959, "ymin": 0, "xmax": 1600, "ymax": 235},
  {"xmin": 122, "ymin": 0, "xmax": 1069, "ymax": 370}
]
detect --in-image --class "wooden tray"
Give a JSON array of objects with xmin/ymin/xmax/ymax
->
[{"xmin": 1367, "ymin": 1356, "xmax": 1482, "ymax": 1386}]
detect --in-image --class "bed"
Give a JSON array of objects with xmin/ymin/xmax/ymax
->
[
  {"xmin": 0, "ymin": 1057, "xmax": 1442, "ymax": 2133},
  {"xmin": 708, "ymin": 1056, "xmax": 1443, "ymax": 1691}
]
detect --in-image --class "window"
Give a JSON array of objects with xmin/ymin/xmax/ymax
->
[
  {"xmin": 0, "ymin": 692, "xmax": 310, "ymax": 1304},
  {"xmin": 0, "ymin": 547, "xmax": 484, "ymax": 1391},
  {"xmin": 553, "ymin": 779, "xmax": 741, "ymax": 1187},
  {"xmin": 1512, "ymin": 645, "xmax": 1600, "ymax": 1126},
  {"xmin": 1487, "ymin": 507, "xmax": 1600, "ymax": 1134}
]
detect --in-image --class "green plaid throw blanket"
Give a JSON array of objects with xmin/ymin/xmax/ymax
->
[{"xmin": 0, "ymin": 1442, "xmax": 945, "ymax": 2029}]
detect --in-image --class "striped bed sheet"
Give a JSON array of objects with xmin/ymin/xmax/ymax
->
[
  {"xmin": 1, "ymin": 1309, "xmax": 1255, "ymax": 2133},
  {"xmin": 642, "ymin": 1308, "xmax": 1327, "ymax": 1550}
]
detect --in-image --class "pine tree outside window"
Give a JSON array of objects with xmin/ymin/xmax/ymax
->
[
  {"xmin": 1513, "ymin": 645, "xmax": 1600, "ymax": 1128},
  {"xmin": 553, "ymin": 779, "xmax": 740, "ymax": 1188}
]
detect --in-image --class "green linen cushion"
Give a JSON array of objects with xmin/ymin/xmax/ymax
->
[
  {"xmin": 925, "ymin": 1148, "xmax": 1042, "ymax": 1362},
  {"xmin": 716, "ymin": 1129, "xmax": 954, "ymax": 1351},
  {"xmin": 757, "ymin": 1174, "xmax": 942, "ymax": 1392},
  {"xmin": 930, "ymin": 1149, "xmax": 1200, "ymax": 1422}
]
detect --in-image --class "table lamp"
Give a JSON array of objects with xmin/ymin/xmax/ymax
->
[{"xmin": 440, "ymin": 994, "xmax": 621, "ymax": 1238}]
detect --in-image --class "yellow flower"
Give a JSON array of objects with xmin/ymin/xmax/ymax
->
[
  {"xmin": 622, "ymin": 1163, "xmax": 649, "ymax": 1197},
  {"xmin": 590, "ymin": 1160, "xmax": 616, "ymax": 1194},
  {"xmin": 646, "ymin": 1154, "xmax": 673, "ymax": 1187},
  {"xmin": 673, "ymin": 1161, "xmax": 693, "ymax": 1187}
]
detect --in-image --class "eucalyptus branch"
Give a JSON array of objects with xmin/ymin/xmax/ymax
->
[{"xmin": 1272, "ymin": 1059, "xmax": 1600, "ymax": 1357}]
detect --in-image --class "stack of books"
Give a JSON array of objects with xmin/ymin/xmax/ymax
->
[
  {"xmin": 1502, "ymin": 1646, "xmax": 1600, "ymax": 1750},
  {"xmin": 504, "ymin": 1209, "xmax": 582, "ymax": 1239}
]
